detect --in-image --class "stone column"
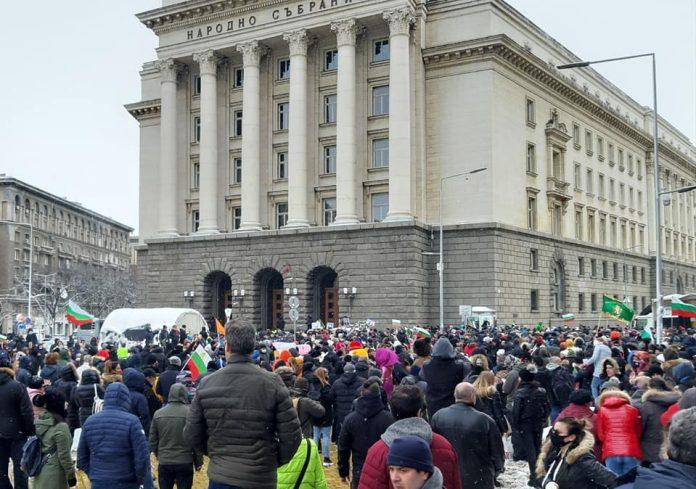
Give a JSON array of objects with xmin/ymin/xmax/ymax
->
[
  {"xmin": 283, "ymin": 29, "xmax": 311, "ymax": 228},
  {"xmin": 193, "ymin": 49, "xmax": 222, "ymax": 234},
  {"xmin": 156, "ymin": 58, "xmax": 182, "ymax": 237},
  {"xmin": 383, "ymin": 7, "xmax": 415, "ymax": 222},
  {"xmin": 237, "ymin": 41, "xmax": 267, "ymax": 231},
  {"xmin": 331, "ymin": 19, "xmax": 361, "ymax": 225}
]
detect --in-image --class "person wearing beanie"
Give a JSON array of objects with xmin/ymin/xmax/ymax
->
[
  {"xmin": 421, "ymin": 337, "xmax": 467, "ymax": 419},
  {"xmin": 330, "ymin": 362, "xmax": 362, "ymax": 443},
  {"xmin": 387, "ymin": 436, "xmax": 443, "ymax": 489},
  {"xmin": 556, "ymin": 389, "xmax": 599, "ymax": 457},
  {"xmin": 27, "ymin": 375, "xmax": 46, "ymax": 420},
  {"xmin": 290, "ymin": 377, "xmax": 325, "ymax": 438},
  {"xmin": 33, "ymin": 388, "xmax": 76, "ymax": 489},
  {"xmin": 156, "ymin": 356, "xmax": 182, "ymax": 404}
]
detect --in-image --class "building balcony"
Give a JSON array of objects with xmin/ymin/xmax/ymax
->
[{"xmin": 546, "ymin": 176, "xmax": 572, "ymax": 204}]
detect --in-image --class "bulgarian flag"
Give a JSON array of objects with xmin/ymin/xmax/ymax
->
[
  {"xmin": 66, "ymin": 301, "xmax": 94, "ymax": 326},
  {"xmin": 414, "ymin": 327, "xmax": 431, "ymax": 338},
  {"xmin": 188, "ymin": 344, "xmax": 211, "ymax": 380},
  {"xmin": 671, "ymin": 301, "xmax": 696, "ymax": 318},
  {"xmin": 561, "ymin": 313, "xmax": 575, "ymax": 322}
]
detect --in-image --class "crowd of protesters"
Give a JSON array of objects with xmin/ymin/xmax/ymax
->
[{"xmin": 0, "ymin": 318, "xmax": 695, "ymax": 489}]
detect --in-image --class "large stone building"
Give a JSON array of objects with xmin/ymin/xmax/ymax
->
[
  {"xmin": 128, "ymin": 0, "xmax": 696, "ymax": 329},
  {"xmin": 0, "ymin": 176, "xmax": 133, "ymax": 334}
]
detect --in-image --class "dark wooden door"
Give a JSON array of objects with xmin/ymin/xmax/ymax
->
[
  {"xmin": 323, "ymin": 288, "xmax": 338, "ymax": 325},
  {"xmin": 272, "ymin": 289, "xmax": 284, "ymax": 328}
]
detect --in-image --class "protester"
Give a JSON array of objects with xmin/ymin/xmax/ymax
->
[
  {"xmin": 639, "ymin": 377, "xmax": 681, "ymax": 463},
  {"xmin": 277, "ymin": 437, "xmax": 327, "ymax": 489},
  {"xmin": 40, "ymin": 352, "xmax": 60, "ymax": 385},
  {"xmin": 312, "ymin": 367, "xmax": 335, "ymax": 466},
  {"xmin": 596, "ymin": 387, "xmax": 643, "ymax": 475},
  {"xmin": 387, "ymin": 436, "xmax": 444, "ymax": 489},
  {"xmin": 472, "ymin": 370, "xmax": 508, "ymax": 435},
  {"xmin": 68, "ymin": 369, "xmax": 103, "ymax": 428},
  {"xmin": 421, "ymin": 337, "xmax": 466, "ymax": 418},
  {"xmin": 330, "ymin": 362, "xmax": 362, "ymax": 442},
  {"xmin": 32, "ymin": 389, "xmax": 76, "ymax": 489},
  {"xmin": 156, "ymin": 356, "xmax": 181, "ymax": 403},
  {"xmin": 123, "ymin": 368, "xmax": 152, "ymax": 434},
  {"xmin": 28, "ymin": 375, "xmax": 46, "ymax": 420},
  {"xmin": 101, "ymin": 360, "xmax": 122, "ymax": 386},
  {"xmin": 584, "ymin": 337, "xmax": 612, "ymax": 398},
  {"xmin": 291, "ymin": 377, "xmax": 326, "ymax": 438}
]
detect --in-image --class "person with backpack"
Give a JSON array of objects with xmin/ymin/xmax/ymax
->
[
  {"xmin": 547, "ymin": 357, "xmax": 574, "ymax": 423},
  {"xmin": 68, "ymin": 369, "xmax": 104, "ymax": 429},
  {"xmin": 31, "ymin": 389, "xmax": 76, "ymax": 489},
  {"xmin": 290, "ymin": 378, "xmax": 325, "ymax": 439},
  {"xmin": 311, "ymin": 367, "xmax": 334, "ymax": 467},
  {"xmin": 276, "ymin": 437, "xmax": 327, "ymax": 489}
]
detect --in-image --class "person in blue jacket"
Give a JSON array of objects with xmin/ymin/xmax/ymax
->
[
  {"xmin": 123, "ymin": 367, "xmax": 152, "ymax": 434},
  {"xmin": 77, "ymin": 382, "xmax": 154, "ymax": 489}
]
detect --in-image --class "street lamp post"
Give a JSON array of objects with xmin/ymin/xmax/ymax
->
[
  {"xmin": 0, "ymin": 220, "xmax": 34, "ymax": 322},
  {"xmin": 438, "ymin": 167, "xmax": 487, "ymax": 331},
  {"xmin": 558, "ymin": 53, "xmax": 665, "ymax": 342}
]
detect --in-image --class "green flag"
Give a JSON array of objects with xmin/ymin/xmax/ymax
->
[
  {"xmin": 534, "ymin": 321, "xmax": 544, "ymax": 332},
  {"xmin": 602, "ymin": 295, "xmax": 635, "ymax": 323}
]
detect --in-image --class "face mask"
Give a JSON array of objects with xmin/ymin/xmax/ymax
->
[{"xmin": 549, "ymin": 430, "xmax": 569, "ymax": 448}]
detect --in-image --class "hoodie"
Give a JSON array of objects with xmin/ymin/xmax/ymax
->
[
  {"xmin": 422, "ymin": 338, "xmax": 466, "ymax": 418},
  {"xmin": 123, "ymin": 368, "xmax": 151, "ymax": 434},
  {"xmin": 639, "ymin": 389, "xmax": 681, "ymax": 462}
]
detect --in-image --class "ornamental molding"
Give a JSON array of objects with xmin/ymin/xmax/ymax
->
[
  {"xmin": 383, "ymin": 7, "xmax": 415, "ymax": 36},
  {"xmin": 283, "ymin": 29, "xmax": 312, "ymax": 56},
  {"xmin": 330, "ymin": 18, "xmax": 363, "ymax": 47},
  {"xmin": 422, "ymin": 34, "xmax": 695, "ymax": 172},
  {"xmin": 156, "ymin": 58, "xmax": 185, "ymax": 83},
  {"xmin": 236, "ymin": 40, "xmax": 269, "ymax": 67},
  {"xmin": 124, "ymin": 99, "xmax": 161, "ymax": 121},
  {"xmin": 193, "ymin": 49, "xmax": 224, "ymax": 75}
]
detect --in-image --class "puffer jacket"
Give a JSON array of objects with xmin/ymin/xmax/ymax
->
[
  {"xmin": 0, "ymin": 367, "xmax": 35, "ymax": 440},
  {"xmin": 52, "ymin": 365, "xmax": 78, "ymax": 410},
  {"xmin": 291, "ymin": 390, "xmax": 325, "ymax": 438},
  {"xmin": 338, "ymin": 391, "xmax": 394, "ymax": 487},
  {"xmin": 330, "ymin": 371, "xmax": 362, "ymax": 423},
  {"xmin": 33, "ymin": 412, "xmax": 75, "ymax": 489},
  {"xmin": 639, "ymin": 389, "xmax": 681, "ymax": 463},
  {"xmin": 184, "ymin": 354, "xmax": 302, "ymax": 489},
  {"xmin": 77, "ymin": 383, "xmax": 153, "ymax": 488},
  {"xmin": 422, "ymin": 338, "xmax": 466, "ymax": 418},
  {"xmin": 358, "ymin": 416, "xmax": 461, "ymax": 489},
  {"xmin": 277, "ymin": 438, "xmax": 327, "ymax": 489},
  {"xmin": 596, "ymin": 390, "xmax": 643, "ymax": 461},
  {"xmin": 69, "ymin": 369, "xmax": 104, "ymax": 428},
  {"xmin": 149, "ymin": 383, "xmax": 203, "ymax": 467},
  {"xmin": 40, "ymin": 364, "xmax": 60, "ymax": 385},
  {"xmin": 123, "ymin": 368, "xmax": 151, "ymax": 434},
  {"xmin": 511, "ymin": 381, "xmax": 550, "ymax": 429},
  {"xmin": 616, "ymin": 459, "xmax": 696, "ymax": 489}
]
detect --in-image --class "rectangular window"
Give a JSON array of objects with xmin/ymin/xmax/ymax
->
[
  {"xmin": 233, "ymin": 67, "xmax": 244, "ymax": 88},
  {"xmin": 599, "ymin": 214, "xmax": 607, "ymax": 244},
  {"xmin": 193, "ymin": 75, "xmax": 201, "ymax": 95},
  {"xmin": 618, "ymin": 148, "xmax": 624, "ymax": 170},
  {"xmin": 371, "ymin": 193, "xmax": 389, "ymax": 222},
  {"xmin": 233, "ymin": 110, "xmax": 243, "ymax": 137},
  {"xmin": 324, "ymin": 49, "xmax": 338, "ymax": 71},
  {"xmin": 278, "ymin": 58, "xmax": 290, "ymax": 80},
  {"xmin": 587, "ymin": 211, "xmax": 595, "ymax": 242},
  {"xmin": 637, "ymin": 190, "xmax": 643, "ymax": 211},
  {"xmin": 277, "ymin": 152, "xmax": 288, "ymax": 180},
  {"xmin": 233, "ymin": 157, "xmax": 242, "ymax": 184},
  {"xmin": 598, "ymin": 174, "xmax": 605, "ymax": 198},
  {"xmin": 575, "ymin": 208, "xmax": 583, "ymax": 240},
  {"xmin": 192, "ymin": 162, "xmax": 200, "ymax": 189},
  {"xmin": 586, "ymin": 169, "xmax": 593, "ymax": 194},
  {"xmin": 574, "ymin": 163, "xmax": 582, "ymax": 189},
  {"xmin": 14, "ymin": 249, "xmax": 20, "ymax": 261},
  {"xmin": 578, "ymin": 257, "xmax": 585, "ymax": 276},
  {"xmin": 526, "ymin": 98, "xmax": 535, "ymax": 125},
  {"xmin": 597, "ymin": 136, "xmax": 604, "ymax": 158},
  {"xmin": 193, "ymin": 116, "xmax": 201, "ymax": 143},
  {"xmin": 324, "ymin": 94, "xmax": 337, "ymax": 123},
  {"xmin": 610, "ymin": 178, "xmax": 616, "ymax": 202},
  {"xmin": 372, "ymin": 86, "xmax": 389, "ymax": 116},
  {"xmin": 322, "ymin": 198, "xmax": 336, "ymax": 226},
  {"xmin": 632, "ymin": 265, "xmax": 637, "ymax": 283},
  {"xmin": 602, "ymin": 260, "xmax": 608, "ymax": 279},
  {"xmin": 641, "ymin": 267, "xmax": 646, "ymax": 284},
  {"xmin": 637, "ymin": 158, "xmax": 642, "ymax": 178},
  {"xmin": 373, "ymin": 39, "xmax": 390, "ymax": 62},
  {"xmin": 278, "ymin": 102, "xmax": 289, "ymax": 130},
  {"xmin": 232, "ymin": 207, "xmax": 241, "ymax": 230},
  {"xmin": 530, "ymin": 248, "xmax": 539, "ymax": 271},
  {"xmin": 620, "ymin": 183, "xmax": 625, "ymax": 206},
  {"xmin": 373, "ymin": 138, "xmax": 389, "ymax": 168},
  {"xmin": 552, "ymin": 204, "xmax": 562, "ymax": 235},
  {"xmin": 629, "ymin": 187, "xmax": 634, "ymax": 209},
  {"xmin": 526, "ymin": 143, "xmax": 536, "ymax": 173},
  {"xmin": 610, "ymin": 218, "xmax": 617, "ymax": 247},
  {"xmin": 276, "ymin": 203, "xmax": 288, "ymax": 229},
  {"xmin": 591, "ymin": 293, "xmax": 598, "ymax": 312},
  {"xmin": 323, "ymin": 145, "xmax": 337, "ymax": 174},
  {"xmin": 578, "ymin": 293, "xmax": 585, "ymax": 312},
  {"xmin": 530, "ymin": 289, "xmax": 539, "ymax": 311},
  {"xmin": 573, "ymin": 124, "xmax": 580, "ymax": 147},
  {"xmin": 528, "ymin": 195, "xmax": 537, "ymax": 230},
  {"xmin": 608, "ymin": 143, "xmax": 615, "ymax": 164},
  {"xmin": 590, "ymin": 258, "xmax": 597, "ymax": 277},
  {"xmin": 585, "ymin": 130, "xmax": 593, "ymax": 153},
  {"xmin": 628, "ymin": 154, "xmax": 634, "ymax": 174},
  {"xmin": 192, "ymin": 210, "xmax": 200, "ymax": 233},
  {"xmin": 613, "ymin": 262, "xmax": 619, "ymax": 280}
]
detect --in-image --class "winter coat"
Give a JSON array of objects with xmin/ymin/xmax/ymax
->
[
  {"xmin": 16, "ymin": 355, "xmax": 33, "ymax": 385},
  {"xmin": 584, "ymin": 344, "xmax": 612, "ymax": 378},
  {"xmin": 556, "ymin": 402, "xmax": 599, "ymax": 457},
  {"xmin": 616, "ymin": 459, "xmax": 696, "ymax": 489},
  {"xmin": 144, "ymin": 379, "xmax": 162, "ymax": 418},
  {"xmin": 276, "ymin": 438, "xmax": 327, "ymax": 489},
  {"xmin": 33, "ymin": 412, "xmax": 75, "ymax": 489},
  {"xmin": 431, "ymin": 403, "xmax": 505, "ymax": 489},
  {"xmin": 314, "ymin": 383, "xmax": 334, "ymax": 427},
  {"xmin": 639, "ymin": 389, "xmax": 681, "ymax": 463},
  {"xmin": 77, "ymin": 383, "xmax": 153, "ymax": 487},
  {"xmin": 474, "ymin": 389, "xmax": 508, "ymax": 435},
  {"xmin": 0, "ymin": 367, "xmax": 35, "ymax": 440},
  {"xmin": 291, "ymin": 391, "xmax": 325, "ymax": 438},
  {"xmin": 28, "ymin": 387, "xmax": 46, "ymax": 420},
  {"xmin": 337, "ymin": 391, "xmax": 394, "ymax": 484},
  {"xmin": 40, "ymin": 364, "xmax": 60, "ymax": 385},
  {"xmin": 149, "ymin": 384, "xmax": 203, "ymax": 467},
  {"xmin": 68, "ymin": 369, "xmax": 104, "ymax": 428},
  {"xmin": 630, "ymin": 388, "xmax": 647, "ymax": 410},
  {"xmin": 123, "ymin": 368, "xmax": 152, "ymax": 434},
  {"xmin": 422, "ymin": 338, "xmax": 466, "ymax": 418},
  {"xmin": 511, "ymin": 381, "xmax": 550, "ymax": 430},
  {"xmin": 184, "ymin": 354, "xmax": 302, "ymax": 489},
  {"xmin": 596, "ymin": 390, "xmax": 643, "ymax": 461},
  {"xmin": 330, "ymin": 371, "xmax": 362, "ymax": 422},
  {"xmin": 156, "ymin": 367, "xmax": 179, "ymax": 403},
  {"xmin": 357, "ymin": 416, "xmax": 461, "ymax": 489},
  {"xmin": 52, "ymin": 365, "xmax": 77, "ymax": 409},
  {"xmin": 535, "ymin": 432, "xmax": 617, "ymax": 489}
]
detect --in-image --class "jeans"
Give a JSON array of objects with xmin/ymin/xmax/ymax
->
[
  {"xmin": 313, "ymin": 425, "xmax": 331, "ymax": 459},
  {"xmin": 159, "ymin": 463, "xmax": 194, "ymax": 489},
  {"xmin": 0, "ymin": 437, "xmax": 27, "ymax": 489},
  {"xmin": 591, "ymin": 376, "xmax": 603, "ymax": 399},
  {"xmin": 91, "ymin": 482, "xmax": 140, "ymax": 489},
  {"xmin": 209, "ymin": 483, "xmax": 243, "ymax": 489},
  {"xmin": 605, "ymin": 456, "xmax": 640, "ymax": 476}
]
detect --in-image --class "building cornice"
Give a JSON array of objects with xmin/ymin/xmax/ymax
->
[
  {"xmin": 124, "ymin": 99, "xmax": 162, "ymax": 121},
  {"xmin": 422, "ymin": 35, "xmax": 696, "ymax": 173}
]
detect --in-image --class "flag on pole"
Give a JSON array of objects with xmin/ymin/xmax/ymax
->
[
  {"xmin": 413, "ymin": 327, "xmax": 431, "ymax": 338},
  {"xmin": 188, "ymin": 345, "xmax": 211, "ymax": 380},
  {"xmin": 602, "ymin": 295, "xmax": 635, "ymax": 323},
  {"xmin": 534, "ymin": 321, "xmax": 544, "ymax": 332},
  {"xmin": 671, "ymin": 301, "xmax": 696, "ymax": 318},
  {"xmin": 65, "ymin": 301, "xmax": 95, "ymax": 326},
  {"xmin": 561, "ymin": 313, "xmax": 575, "ymax": 322},
  {"xmin": 215, "ymin": 318, "xmax": 225, "ymax": 335}
]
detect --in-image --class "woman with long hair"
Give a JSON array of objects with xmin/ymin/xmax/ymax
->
[
  {"xmin": 33, "ymin": 389, "xmax": 76, "ymax": 489},
  {"xmin": 40, "ymin": 352, "xmax": 60, "ymax": 385},
  {"xmin": 312, "ymin": 367, "xmax": 335, "ymax": 467},
  {"xmin": 473, "ymin": 370, "xmax": 508, "ymax": 435},
  {"xmin": 101, "ymin": 360, "xmax": 122, "ymax": 387}
]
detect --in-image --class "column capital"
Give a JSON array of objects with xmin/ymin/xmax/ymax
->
[
  {"xmin": 236, "ymin": 41, "xmax": 269, "ymax": 68},
  {"xmin": 156, "ymin": 58, "xmax": 184, "ymax": 83},
  {"xmin": 193, "ymin": 49, "xmax": 223, "ymax": 75},
  {"xmin": 283, "ymin": 29, "xmax": 312, "ymax": 56},
  {"xmin": 383, "ymin": 7, "xmax": 415, "ymax": 36},
  {"xmin": 330, "ymin": 18, "xmax": 363, "ymax": 47}
]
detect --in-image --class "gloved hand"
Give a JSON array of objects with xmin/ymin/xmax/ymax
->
[{"xmin": 68, "ymin": 477, "xmax": 77, "ymax": 487}]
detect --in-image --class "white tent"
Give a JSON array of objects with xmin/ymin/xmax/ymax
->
[{"xmin": 99, "ymin": 308, "xmax": 207, "ymax": 345}]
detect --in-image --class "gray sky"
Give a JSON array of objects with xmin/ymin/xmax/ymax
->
[{"xmin": 1, "ymin": 0, "xmax": 694, "ymax": 234}]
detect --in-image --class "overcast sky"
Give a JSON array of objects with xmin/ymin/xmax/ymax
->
[{"xmin": 1, "ymin": 0, "xmax": 694, "ymax": 234}]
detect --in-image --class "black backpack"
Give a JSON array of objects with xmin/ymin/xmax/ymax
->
[
  {"xmin": 20, "ymin": 436, "xmax": 49, "ymax": 477},
  {"xmin": 551, "ymin": 368, "xmax": 574, "ymax": 407}
]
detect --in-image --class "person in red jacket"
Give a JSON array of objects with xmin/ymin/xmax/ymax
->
[
  {"xmin": 358, "ymin": 385, "xmax": 461, "ymax": 489},
  {"xmin": 595, "ymin": 388, "xmax": 643, "ymax": 476}
]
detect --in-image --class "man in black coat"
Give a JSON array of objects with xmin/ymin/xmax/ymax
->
[
  {"xmin": 156, "ymin": 356, "xmax": 182, "ymax": 403},
  {"xmin": 431, "ymin": 382, "xmax": 505, "ymax": 489},
  {"xmin": 0, "ymin": 357, "xmax": 35, "ymax": 489},
  {"xmin": 421, "ymin": 337, "xmax": 467, "ymax": 418},
  {"xmin": 330, "ymin": 363, "xmax": 362, "ymax": 442}
]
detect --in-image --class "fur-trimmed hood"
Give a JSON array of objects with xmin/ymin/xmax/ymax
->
[
  {"xmin": 641, "ymin": 388, "xmax": 681, "ymax": 406},
  {"xmin": 601, "ymin": 357, "xmax": 620, "ymax": 372},
  {"xmin": 535, "ymin": 431, "xmax": 596, "ymax": 478},
  {"xmin": 597, "ymin": 388, "xmax": 630, "ymax": 407},
  {"xmin": 0, "ymin": 367, "xmax": 15, "ymax": 384}
]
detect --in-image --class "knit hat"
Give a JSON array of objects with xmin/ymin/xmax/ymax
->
[
  {"xmin": 387, "ymin": 436, "xmax": 434, "ymax": 474},
  {"xmin": 343, "ymin": 363, "xmax": 356, "ymax": 373},
  {"xmin": 600, "ymin": 377, "xmax": 621, "ymax": 392},
  {"xmin": 610, "ymin": 331, "xmax": 621, "ymax": 341},
  {"xmin": 168, "ymin": 356, "xmax": 181, "ymax": 367},
  {"xmin": 28, "ymin": 376, "xmax": 44, "ymax": 389},
  {"xmin": 569, "ymin": 389, "xmax": 593, "ymax": 405},
  {"xmin": 519, "ymin": 368, "xmax": 535, "ymax": 383},
  {"xmin": 34, "ymin": 388, "xmax": 68, "ymax": 419}
]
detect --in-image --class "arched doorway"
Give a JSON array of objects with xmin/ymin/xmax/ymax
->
[
  {"xmin": 204, "ymin": 271, "xmax": 232, "ymax": 323},
  {"xmin": 256, "ymin": 268, "xmax": 284, "ymax": 329},
  {"xmin": 309, "ymin": 267, "xmax": 338, "ymax": 325},
  {"xmin": 551, "ymin": 260, "xmax": 565, "ymax": 313}
]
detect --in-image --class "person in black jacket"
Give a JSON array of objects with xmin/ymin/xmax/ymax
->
[
  {"xmin": 15, "ymin": 355, "xmax": 33, "ymax": 386},
  {"xmin": 123, "ymin": 368, "xmax": 152, "ymax": 434},
  {"xmin": 156, "ymin": 357, "xmax": 181, "ymax": 403},
  {"xmin": 312, "ymin": 367, "xmax": 334, "ymax": 466},
  {"xmin": 338, "ymin": 382, "xmax": 394, "ymax": 488},
  {"xmin": 421, "ymin": 337, "xmax": 467, "ymax": 418},
  {"xmin": 330, "ymin": 363, "xmax": 362, "ymax": 442},
  {"xmin": 53, "ymin": 364, "xmax": 78, "ymax": 414},
  {"xmin": 0, "ymin": 357, "xmax": 35, "ymax": 489},
  {"xmin": 142, "ymin": 368, "xmax": 163, "ymax": 418},
  {"xmin": 431, "ymin": 382, "xmax": 505, "ymax": 489},
  {"xmin": 68, "ymin": 369, "xmax": 104, "ymax": 429},
  {"xmin": 512, "ymin": 367, "xmax": 551, "ymax": 487}
]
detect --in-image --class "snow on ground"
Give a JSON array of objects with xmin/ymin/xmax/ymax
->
[{"xmin": 499, "ymin": 460, "xmax": 533, "ymax": 488}]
